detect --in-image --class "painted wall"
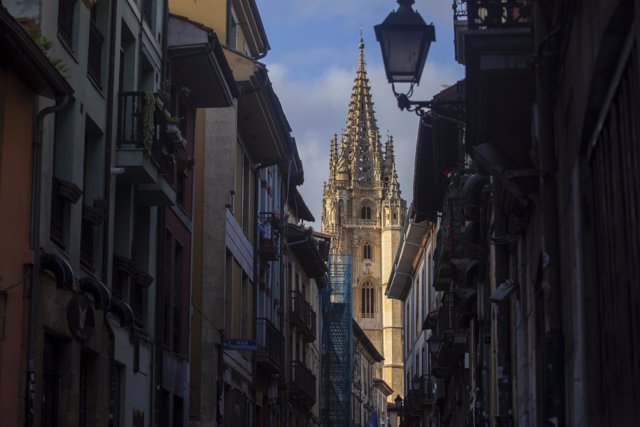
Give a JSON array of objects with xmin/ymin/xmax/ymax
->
[
  {"xmin": 169, "ymin": 0, "xmax": 228, "ymax": 40},
  {"xmin": 0, "ymin": 69, "xmax": 36, "ymax": 427}
]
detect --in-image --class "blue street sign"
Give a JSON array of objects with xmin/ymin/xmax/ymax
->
[{"xmin": 223, "ymin": 339, "xmax": 257, "ymax": 351}]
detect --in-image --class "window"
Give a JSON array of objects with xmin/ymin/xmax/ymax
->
[
  {"xmin": 361, "ymin": 282, "xmax": 375, "ymax": 318},
  {"xmin": 42, "ymin": 336, "xmax": 62, "ymax": 427},
  {"xmin": 141, "ymin": 0, "xmax": 153, "ymax": 29},
  {"xmin": 363, "ymin": 243, "xmax": 372, "ymax": 260},
  {"xmin": 227, "ymin": 7, "xmax": 238, "ymax": 49},
  {"xmin": 173, "ymin": 241, "xmax": 184, "ymax": 353},
  {"xmin": 88, "ymin": 5, "xmax": 105, "ymax": 87},
  {"xmin": 415, "ymin": 276, "xmax": 420, "ymax": 337},
  {"xmin": 361, "ymin": 205, "xmax": 371, "ymax": 219},
  {"xmin": 58, "ymin": 0, "xmax": 77, "ymax": 50}
]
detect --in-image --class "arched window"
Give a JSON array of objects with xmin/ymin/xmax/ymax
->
[
  {"xmin": 361, "ymin": 282, "xmax": 375, "ymax": 318},
  {"xmin": 363, "ymin": 243, "xmax": 372, "ymax": 260},
  {"xmin": 361, "ymin": 205, "xmax": 371, "ymax": 219}
]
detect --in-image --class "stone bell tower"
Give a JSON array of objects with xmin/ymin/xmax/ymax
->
[{"xmin": 321, "ymin": 36, "xmax": 406, "ymax": 401}]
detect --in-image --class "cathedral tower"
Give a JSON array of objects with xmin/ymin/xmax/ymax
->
[{"xmin": 321, "ymin": 37, "xmax": 407, "ymax": 400}]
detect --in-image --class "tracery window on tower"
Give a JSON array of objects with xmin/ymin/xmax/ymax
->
[
  {"xmin": 361, "ymin": 281, "xmax": 375, "ymax": 318},
  {"xmin": 361, "ymin": 206, "xmax": 371, "ymax": 219},
  {"xmin": 363, "ymin": 242, "xmax": 372, "ymax": 260}
]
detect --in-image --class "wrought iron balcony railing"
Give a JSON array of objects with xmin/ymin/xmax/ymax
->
[
  {"xmin": 118, "ymin": 91, "xmax": 188, "ymax": 180},
  {"xmin": 256, "ymin": 318, "xmax": 283, "ymax": 373},
  {"xmin": 454, "ymin": 0, "xmax": 531, "ymax": 29},
  {"xmin": 413, "ymin": 374, "xmax": 436, "ymax": 408},
  {"xmin": 290, "ymin": 361, "xmax": 316, "ymax": 407},
  {"xmin": 291, "ymin": 290, "xmax": 316, "ymax": 342}
]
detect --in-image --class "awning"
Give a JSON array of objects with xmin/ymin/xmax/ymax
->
[
  {"xmin": 285, "ymin": 223, "xmax": 328, "ymax": 282},
  {"xmin": 288, "ymin": 186, "xmax": 314, "ymax": 223},
  {"xmin": 413, "ymin": 82, "xmax": 463, "ymax": 222},
  {"xmin": 168, "ymin": 15, "xmax": 236, "ymax": 108},
  {"xmin": 387, "ymin": 218, "xmax": 429, "ymax": 300},
  {"xmin": 223, "ymin": 48, "xmax": 303, "ymax": 183}
]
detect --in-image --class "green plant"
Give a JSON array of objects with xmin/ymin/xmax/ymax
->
[
  {"xmin": 143, "ymin": 92, "xmax": 156, "ymax": 153},
  {"xmin": 23, "ymin": 23, "xmax": 69, "ymax": 75},
  {"xmin": 166, "ymin": 116, "xmax": 183, "ymax": 125}
]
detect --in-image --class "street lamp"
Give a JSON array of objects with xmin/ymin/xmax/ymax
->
[
  {"xmin": 375, "ymin": 0, "xmax": 436, "ymax": 114},
  {"xmin": 394, "ymin": 394, "xmax": 404, "ymax": 427}
]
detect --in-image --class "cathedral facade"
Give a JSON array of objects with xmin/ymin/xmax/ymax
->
[{"xmin": 321, "ymin": 38, "xmax": 407, "ymax": 401}]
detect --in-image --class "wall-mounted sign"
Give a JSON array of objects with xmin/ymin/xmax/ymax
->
[
  {"xmin": 223, "ymin": 339, "xmax": 257, "ymax": 351},
  {"xmin": 67, "ymin": 295, "xmax": 95, "ymax": 342}
]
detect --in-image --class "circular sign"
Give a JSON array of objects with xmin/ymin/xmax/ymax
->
[{"xmin": 67, "ymin": 295, "xmax": 95, "ymax": 342}]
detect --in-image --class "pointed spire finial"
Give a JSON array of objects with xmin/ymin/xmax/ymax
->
[{"xmin": 358, "ymin": 31, "xmax": 365, "ymax": 71}]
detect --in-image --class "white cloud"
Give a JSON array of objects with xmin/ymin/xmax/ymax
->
[{"xmin": 268, "ymin": 57, "xmax": 463, "ymax": 228}]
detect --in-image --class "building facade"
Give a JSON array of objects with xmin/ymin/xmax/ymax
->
[
  {"xmin": 387, "ymin": 0, "xmax": 640, "ymax": 425},
  {"xmin": 353, "ymin": 320, "xmax": 392, "ymax": 427},
  {"xmin": 321, "ymin": 37, "xmax": 406, "ymax": 406},
  {"xmin": 0, "ymin": 0, "xmax": 316, "ymax": 426}
]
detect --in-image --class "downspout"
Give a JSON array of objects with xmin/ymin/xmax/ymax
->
[
  {"xmin": 152, "ymin": 2, "xmax": 171, "ymax": 425},
  {"xmin": 101, "ymin": 0, "xmax": 119, "ymax": 285},
  {"xmin": 26, "ymin": 94, "xmax": 70, "ymax": 427},
  {"xmin": 102, "ymin": 0, "xmax": 119, "ymax": 425},
  {"xmin": 533, "ymin": 3, "xmax": 564, "ymax": 425}
]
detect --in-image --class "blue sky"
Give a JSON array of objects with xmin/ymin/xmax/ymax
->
[{"xmin": 256, "ymin": 0, "xmax": 464, "ymax": 228}]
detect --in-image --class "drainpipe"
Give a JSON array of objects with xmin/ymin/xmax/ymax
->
[
  {"xmin": 26, "ymin": 94, "xmax": 70, "ymax": 427},
  {"xmin": 101, "ymin": 0, "xmax": 118, "ymax": 285},
  {"xmin": 99, "ymin": 0, "xmax": 119, "ymax": 425},
  {"xmin": 533, "ymin": 3, "xmax": 564, "ymax": 425}
]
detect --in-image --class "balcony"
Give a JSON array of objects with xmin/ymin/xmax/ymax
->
[
  {"xmin": 465, "ymin": 0, "xmax": 531, "ymax": 30},
  {"xmin": 412, "ymin": 375, "xmax": 436, "ymax": 410},
  {"xmin": 256, "ymin": 318, "xmax": 283, "ymax": 374},
  {"xmin": 456, "ymin": 1, "xmax": 535, "ymax": 179},
  {"xmin": 290, "ymin": 290, "xmax": 316, "ymax": 342},
  {"xmin": 290, "ymin": 361, "xmax": 316, "ymax": 407},
  {"xmin": 433, "ymin": 179, "xmax": 466, "ymax": 291},
  {"xmin": 116, "ymin": 92, "xmax": 185, "ymax": 205},
  {"xmin": 427, "ymin": 293, "xmax": 469, "ymax": 378},
  {"xmin": 343, "ymin": 218, "xmax": 379, "ymax": 228},
  {"xmin": 258, "ymin": 212, "xmax": 281, "ymax": 262}
]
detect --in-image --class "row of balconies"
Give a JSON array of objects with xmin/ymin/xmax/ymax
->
[{"xmin": 256, "ymin": 318, "xmax": 317, "ymax": 406}]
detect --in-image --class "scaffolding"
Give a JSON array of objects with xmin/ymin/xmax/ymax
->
[{"xmin": 321, "ymin": 254, "xmax": 353, "ymax": 427}]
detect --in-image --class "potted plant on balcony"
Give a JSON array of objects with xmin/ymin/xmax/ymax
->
[
  {"xmin": 143, "ymin": 92, "xmax": 156, "ymax": 154},
  {"xmin": 165, "ymin": 116, "xmax": 184, "ymax": 143}
]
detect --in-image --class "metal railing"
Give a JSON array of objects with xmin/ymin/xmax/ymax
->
[
  {"xmin": 291, "ymin": 290, "xmax": 316, "ymax": 342},
  {"xmin": 291, "ymin": 361, "xmax": 316, "ymax": 406},
  {"xmin": 256, "ymin": 318, "xmax": 283, "ymax": 372},
  {"xmin": 460, "ymin": 0, "xmax": 532, "ymax": 29}
]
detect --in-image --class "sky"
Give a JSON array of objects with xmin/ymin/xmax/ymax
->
[{"xmin": 255, "ymin": 0, "xmax": 464, "ymax": 228}]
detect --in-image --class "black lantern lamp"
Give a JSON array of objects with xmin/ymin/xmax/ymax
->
[
  {"xmin": 394, "ymin": 394, "xmax": 404, "ymax": 426},
  {"xmin": 375, "ymin": 0, "xmax": 436, "ymax": 114}
]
